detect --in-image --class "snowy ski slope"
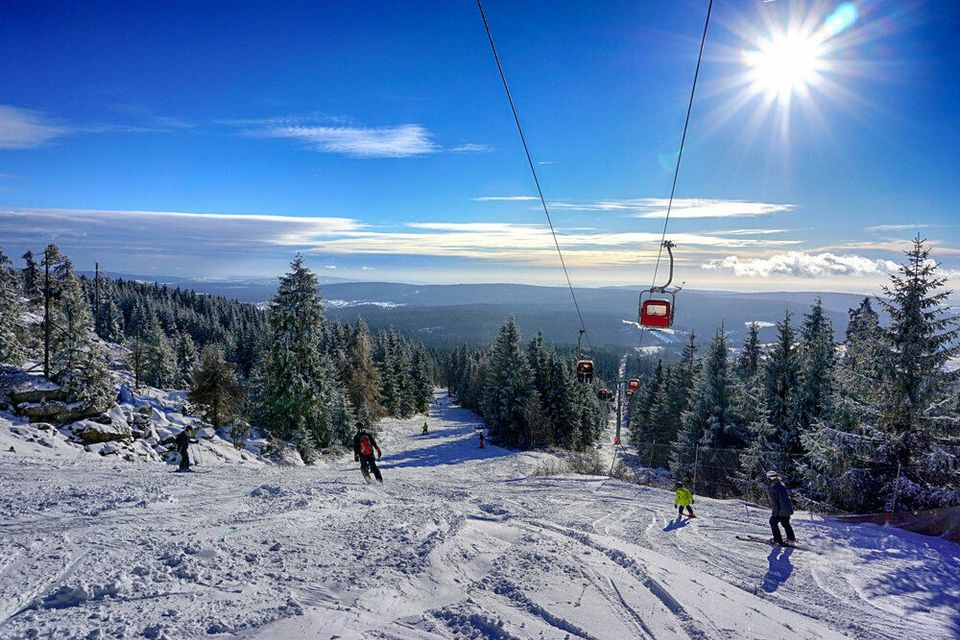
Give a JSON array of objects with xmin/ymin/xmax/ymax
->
[{"xmin": 0, "ymin": 391, "xmax": 957, "ymax": 639}]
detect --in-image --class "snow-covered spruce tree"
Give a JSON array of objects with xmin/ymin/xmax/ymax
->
[
  {"xmin": 125, "ymin": 300, "xmax": 151, "ymax": 389},
  {"xmin": 48, "ymin": 258, "xmax": 113, "ymax": 413},
  {"xmin": 805, "ymin": 238, "xmax": 959, "ymax": 511},
  {"xmin": 256, "ymin": 256, "xmax": 337, "ymax": 462},
  {"xmin": 645, "ymin": 335, "xmax": 698, "ymax": 468},
  {"xmin": 142, "ymin": 312, "xmax": 177, "ymax": 388},
  {"xmin": 346, "ymin": 318, "xmax": 385, "ymax": 424},
  {"xmin": 736, "ymin": 322, "xmax": 761, "ymax": 379},
  {"xmin": 189, "ymin": 344, "xmax": 244, "ymax": 429},
  {"xmin": 175, "ymin": 331, "xmax": 199, "ymax": 388},
  {"xmin": 796, "ymin": 298, "xmax": 836, "ymax": 434},
  {"xmin": 329, "ymin": 386, "xmax": 356, "ymax": 448},
  {"xmin": 391, "ymin": 333, "xmax": 416, "ymax": 418},
  {"xmin": 630, "ymin": 359, "xmax": 664, "ymax": 462},
  {"xmin": 95, "ymin": 296, "xmax": 124, "ymax": 343},
  {"xmin": 410, "ymin": 347, "xmax": 434, "ymax": 414},
  {"xmin": 20, "ymin": 250, "xmax": 41, "ymax": 301},
  {"xmin": 0, "ymin": 248, "xmax": 26, "ymax": 366},
  {"xmin": 545, "ymin": 355, "xmax": 579, "ymax": 448},
  {"xmin": 483, "ymin": 316, "xmax": 533, "ymax": 447},
  {"xmin": 740, "ymin": 311, "xmax": 802, "ymax": 490},
  {"xmin": 375, "ymin": 330, "xmax": 401, "ymax": 416},
  {"xmin": 671, "ymin": 328, "xmax": 740, "ymax": 495}
]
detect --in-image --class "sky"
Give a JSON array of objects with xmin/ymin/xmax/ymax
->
[{"xmin": 1, "ymin": 0, "xmax": 958, "ymax": 294}]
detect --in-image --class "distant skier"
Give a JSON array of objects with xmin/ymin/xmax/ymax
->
[
  {"xmin": 478, "ymin": 432, "xmax": 485, "ymax": 449},
  {"xmin": 421, "ymin": 421, "xmax": 429, "ymax": 435},
  {"xmin": 354, "ymin": 427, "xmax": 383, "ymax": 483},
  {"xmin": 675, "ymin": 481, "xmax": 695, "ymax": 518},
  {"xmin": 766, "ymin": 470, "xmax": 796, "ymax": 546},
  {"xmin": 175, "ymin": 426, "xmax": 198, "ymax": 472}
]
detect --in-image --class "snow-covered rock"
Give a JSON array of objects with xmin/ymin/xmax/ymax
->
[{"xmin": 65, "ymin": 418, "xmax": 132, "ymax": 444}]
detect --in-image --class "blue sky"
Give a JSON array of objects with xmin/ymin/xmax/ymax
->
[{"xmin": 0, "ymin": 0, "xmax": 958, "ymax": 292}]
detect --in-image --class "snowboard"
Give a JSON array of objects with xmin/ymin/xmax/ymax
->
[{"xmin": 735, "ymin": 535, "xmax": 815, "ymax": 552}]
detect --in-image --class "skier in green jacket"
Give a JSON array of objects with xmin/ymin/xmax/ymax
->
[{"xmin": 675, "ymin": 481, "xmax": 695, "ymax": 518}]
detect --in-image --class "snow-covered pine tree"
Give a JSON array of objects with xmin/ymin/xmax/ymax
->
[
  {"xmin": 375, "ymin": 330, "xmax": 401, "ymax": 416},
  {"xmin": 346, "ymin": 318, "xmax": 385, "ymax": 423},
  {"xmin": 736, "ymin": 322, "xmax": 761, "ymax": 378},
  {"xmin": 545, "ymin": 355, "xmax": 579, "ymax": 448},
  {"xmin": 95, "ymin": 296, "xmax": 124, "ymax": 343},
  {"xmin": 256, "ymin": 256, "xmax": 337, "ymax": 462},
  {"xmin": 189, "ymin": 344, "xmax": 244, "ymax": 429},
  {"xmin": 796, "ymin": 298, "xmax": 836, "ymax": 434},
  {"xmin": 175, "ymin": 331, "xmax": 199, "ymax": 388},
  {"xmin": 671, "ymin": 327, "xmax": 739, "ymax": 495},
  {"xmin": 329, "ymin": 387, "xmax": 356, "ymax": 448},
  {"xmin": 142, "ymin": 312, "xmax": 177, "ymax": 388},
  {"xmin": 645, "ymin": 336, "xmax": 698, "ymax": 468},
  {"xmin": 0, "ymin": 248, "xmax": 25, "ymax": 366},
  {"xmin": 630, "ymin": 359, "xmax": 664, "ymax": 460},
  {"xmin": 125, "ymin": 300, "xmax": 151, "ymax": 389},
  {"xmin": 806, "ymin": 238, "xmax": 960, "ymax": 511},
  {"xmin": 0, "ymin": 248, "xmax": 25, "ymax": 364},
  {"xmin": 483, "ymin": 316, "xmax": 533, "ymax": 447},
  {"xmin": 410, "ymin": 347, "xmax": 433, "ymax": 414},
  {"xmin": 48, "ymin": 257, "xmax": 113, "ymax": 413},
  {"xmin": 740, "ymin": 311, "xmax": 802, "ymax": 489},
  {"xmin": 20, "ymin": 250, "xmax": 41, "ymax": 301}
]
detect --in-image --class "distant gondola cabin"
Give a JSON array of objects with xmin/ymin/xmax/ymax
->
[
  {"xmin": 576, "ymin": 359, "xmax": 594, "ymax": 383},
  {"xmin": 626, "ymin": 378, "xmax": 641, "ymax": 397}
]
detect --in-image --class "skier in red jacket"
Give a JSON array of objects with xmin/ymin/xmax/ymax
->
[{"xmin": 354, "ymin": 427, "xmax": 383, "ymax": 483}]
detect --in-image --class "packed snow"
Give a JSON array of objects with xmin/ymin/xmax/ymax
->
[{"xmin": 1, "ymin": 391, "xmax": 958, "ymax": 639}]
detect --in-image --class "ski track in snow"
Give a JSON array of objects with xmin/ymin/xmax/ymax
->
[{"xmin": 1, "ymin": 391, "xmax": 958, "ymax": 639}]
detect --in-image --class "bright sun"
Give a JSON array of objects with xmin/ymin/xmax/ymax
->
[{"xmin": 742, "ymin": 29, "xmax": 826, "ymax": 102}]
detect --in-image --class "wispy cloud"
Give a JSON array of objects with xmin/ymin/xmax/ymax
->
[
  {"xmin": 448, "ymin": 143, "xmax": 494, "ymax": 154},
  {"xmin": 866, "ymin": 223, "xmax": 955, "ymax": 233},
  {"xmin": 472, "ymin": 196, "xmax": 539, "ymax": 202},
  {"xmin": 237, "ymin": 117, "xmax": 492, "ymax": 158},
  {"xmin": 245, "ymin": 123, "xmax": 438, "ymax": 158},
  {"xmin": 473, "ymin": 196, "xmax": 794, "ymax": 219},
  {"xmin": 701, "ymin": 252, "xmax": 900, "ymax": 278},
  {"xmin": 550, "ymin": 198, "xmax": 794, "ymax": 219},
  {"xmin": 703, "ymin": 228, "xmax": 789, "ymax": 236},
  {"xmin": 0, "ymin": 105, "xmax": 69, "ymax": 149}
]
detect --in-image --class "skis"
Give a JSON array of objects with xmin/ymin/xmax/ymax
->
[{"xmin": 735, "ymin": 535, "xmax": 816, "ymax": 552}]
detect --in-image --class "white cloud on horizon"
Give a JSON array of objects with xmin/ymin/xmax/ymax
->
[
  {"xmin": 550, "ymin": 198, "xmax": 794, "ymax": 219},
  {"xmin": 702, "ymin": 252, "xmax": 900, "ymax": 278},
  {"xmin": 0, "ymin": 105, "xmax": 69, "ymax": 149}
]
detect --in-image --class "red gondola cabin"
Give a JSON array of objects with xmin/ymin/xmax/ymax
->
[
  {"xmin": 626, "ymin": 378, "xmax": 641, "ymax": 396},
  {"xmin": 641, "ymin": 298, "xmax": 672, "ymax": 329},
  {"xmin": 576, "ymin": 359, "xmax": 594, "ymax": 384}
]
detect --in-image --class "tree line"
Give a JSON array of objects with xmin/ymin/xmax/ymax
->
[
  {"xmin": 628, "ymin": 237, "xmax": 959, "ymax": 513},
  {"xmin": 1, "ymin": 247, "xmax": 437, "ymax": 462},
  {"xmin": 443, "ymin": 317, "xmax": 609, "ymax": 450}
]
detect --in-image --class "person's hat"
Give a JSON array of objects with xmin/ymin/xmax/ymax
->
[{"xmin": 766, "ymin": 470, "xmax": 780, "ymax": 480}]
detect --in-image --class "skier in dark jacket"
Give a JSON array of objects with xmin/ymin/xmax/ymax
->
[
  {"xmin": 766, "ymin": 470, "xmax": 796, "ymax": 545},
  {"xmin": 354, "ymin": 427, "xmax": 383, "ymax": 483},
  {"xmin": 175, "ymin": 426, "xmax": 198, "ymax": 472}
]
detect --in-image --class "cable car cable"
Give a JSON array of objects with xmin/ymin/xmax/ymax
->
[
  {"xmin": 650, "ymin": 0, "xmax": 713, "ymax": 290},
  {"xmin": 476, "ymin": 0, "xmax": 592, "ymax": 352}
]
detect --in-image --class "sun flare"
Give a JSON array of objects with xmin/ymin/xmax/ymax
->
[{"xmin": 742, "ymin": 29, "xmax": 825, "ymax": 102}]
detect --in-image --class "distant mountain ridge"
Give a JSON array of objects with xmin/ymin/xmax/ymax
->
[{"xmin": 96, "ymin": 274, "xmax": 882, "ymax": 349}]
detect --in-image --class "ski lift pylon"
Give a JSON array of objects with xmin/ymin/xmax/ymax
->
[{"xmin": 639, "ymin": 240, "xmax": 682, "ymax": 329}]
